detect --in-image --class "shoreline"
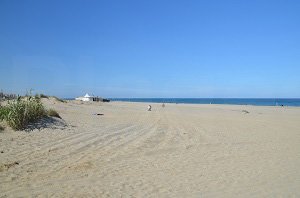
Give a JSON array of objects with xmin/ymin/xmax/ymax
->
[
  {"xmin": 62, "ymin": 97, "xmax": 300, "ymax": 107},
  {"xmin": 111, "ymin": 100, "xmax": 300, "ymax": 108}
]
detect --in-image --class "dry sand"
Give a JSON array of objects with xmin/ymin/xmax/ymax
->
[{"xmin": 1, "ymin": 100, "xmax": 300, "ymax": 197}]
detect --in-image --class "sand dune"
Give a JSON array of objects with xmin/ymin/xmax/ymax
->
[{"xmin": 1, "ymin": 101, "xmax": 300, "ymax": 197}]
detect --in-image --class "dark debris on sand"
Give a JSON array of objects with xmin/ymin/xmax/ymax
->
[{"xmin": 0, "ymin": 161, "xmax": 19, "ymax": 172}]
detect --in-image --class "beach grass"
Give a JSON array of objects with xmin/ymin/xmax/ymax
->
[
  {"xmin": 0, "ymin": 105, "xmax": 9, "ymax": 121},
  {"xmin": 0, "ymin": 97, "xmax": 46, "ymax": 130}
]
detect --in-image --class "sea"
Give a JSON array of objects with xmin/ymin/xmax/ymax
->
[{"xmin": 108, "ymin": 98, "xmax": 300, "ymax": 107}]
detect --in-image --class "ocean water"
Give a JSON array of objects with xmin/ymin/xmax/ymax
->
[{"xmin": 110, "ymin": 98, "xmax": 300, "ymax": 107}]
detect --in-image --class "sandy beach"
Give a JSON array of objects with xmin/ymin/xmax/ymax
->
[{"xmin": 1, "ymin": 100, "xmax": 300, "ymax": 197}]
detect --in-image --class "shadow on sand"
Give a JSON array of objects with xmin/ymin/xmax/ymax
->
[{"xmin": 25, "ymin": 117, "xmax": 68, "ymax": 131}]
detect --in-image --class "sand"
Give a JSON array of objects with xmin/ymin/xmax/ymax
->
[{"xmin": 1, "ymin": 100, "xmax": 300, "ymax": 197}]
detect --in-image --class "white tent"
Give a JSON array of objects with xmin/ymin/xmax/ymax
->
[
  {"xmin": 76, "ymin": 93, "xmax": 94, "ymax": 101},
  {"xmin": 84, "ymin": 93, "xmax": 91, "ymax": 98}
]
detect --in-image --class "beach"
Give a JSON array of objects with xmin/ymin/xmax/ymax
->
[{"xmin": 1, "ymin": 100, "xmax": 300, "ymax": 197}]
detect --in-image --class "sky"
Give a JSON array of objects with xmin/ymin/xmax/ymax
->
[{"xmin": 0, "ymin": 0, "xmax": 299, "ymax": 98}]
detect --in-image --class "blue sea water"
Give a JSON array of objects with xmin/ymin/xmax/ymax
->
[{"xmin": 109, "ymin": 98, "xmax": 300, "ymax": 107}]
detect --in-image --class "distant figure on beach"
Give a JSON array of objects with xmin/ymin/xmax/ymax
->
[
  {"xmin": 148, "ymin": 105, "xmax": 152, "ymax": 111},
  {"xmin": 162, "ymin": 103, "xmax": 165, "ymax": 108}
]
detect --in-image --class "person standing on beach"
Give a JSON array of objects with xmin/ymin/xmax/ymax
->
[{"xmin": 148, "ymin": 105, "xmax": 152, "ymax": 111}]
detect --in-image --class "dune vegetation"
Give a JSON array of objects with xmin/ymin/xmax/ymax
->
[
  {"xmin": 53, "ymin": 96, "xmax": 66, "ymax": 103},
  {"xmin": 0, "ymin": 97, "xmax": 46, "ymax": 130},
  {"xmin": 0, "ymin": 96, "xmax": 61, "ymax": 131}
]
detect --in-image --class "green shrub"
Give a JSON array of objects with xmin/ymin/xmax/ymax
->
[
  {"xmin": 3, "ymin": 97, "xmax": 46, "ymax": 130},
  {"xmin": 47, "ymin": 109, "xmax": 61, "ymax": 119}
]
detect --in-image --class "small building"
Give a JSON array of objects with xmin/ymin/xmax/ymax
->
[{"xmin": 75, "ymin": 93, "xmax": 102, "ymax": 102}]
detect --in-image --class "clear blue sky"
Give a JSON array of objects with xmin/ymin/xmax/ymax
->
[{"xmin": 0, "ymin": 0, "xmax": 299, "ymax": 98}]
